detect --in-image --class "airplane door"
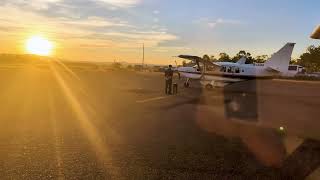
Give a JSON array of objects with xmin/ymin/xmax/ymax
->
[
  {"xmin": 226, "ymin": 66, "xmax": 232, "ymax": 74},
  {"xmin": 231, "ymin": 66, "xmax": 236, "ymax": 75},
  {"xmin": 230, "ymin": 66, "xmax": 241, "ymax": 75}
]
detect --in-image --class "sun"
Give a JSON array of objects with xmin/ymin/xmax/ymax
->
[{"xmin": 26, "ymin": 36, "xmax": 54, "ymax": 56}]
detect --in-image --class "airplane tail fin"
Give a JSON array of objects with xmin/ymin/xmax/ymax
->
[
  {"xmin": 236, "ymin": 57, "xmax": 246, "ymax": 64},
  {"xmin": 265, "ymin": 43, "xmax": 295, "ymax": 72}
]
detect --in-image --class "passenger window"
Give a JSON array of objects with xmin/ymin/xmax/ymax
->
[
  {"xmin": 227, "ymin": 67, "xmax": 232, "ymax": 73},
  {"xmin": 235, "ymin": 67, "xmax": 240, "ymax": 73}
]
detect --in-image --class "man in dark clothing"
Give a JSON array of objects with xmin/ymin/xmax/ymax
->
[{"xmin": 165, "ymin": 65, "xmax": 174, "ymax": 94}]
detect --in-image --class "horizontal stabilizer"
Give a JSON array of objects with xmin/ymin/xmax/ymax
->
[
  {"xmin": 265, "ymin": 67, "xmax": 281, "ymax": 73},
  {"xmin": 311, "ymin": 25, "xmax": 320, "ymax": 39}
]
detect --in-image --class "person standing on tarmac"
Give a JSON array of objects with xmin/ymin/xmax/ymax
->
[{"xmin": 165, "ymin": 65, "xmax": 174, "ymax": 95}]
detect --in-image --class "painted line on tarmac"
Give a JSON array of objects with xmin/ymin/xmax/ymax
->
[
  {"xmin": 273, "ymin": 79, "xmax": 320, "ymax": 84},
  {"xmin": 136, "ymin": 90, "xmax": 207, "ymax": 103},
  {"xmin": 136, "ymin": 92, "xmax": 196, "ymax": 103},
  {"xmin": 136, "ymin": 96, "xmax": 169, "ymax": 103}
]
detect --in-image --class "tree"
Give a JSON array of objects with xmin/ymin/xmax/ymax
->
[
  {"xmin": 203, "ymin": 54, "xmax": 210, "ymax": 61},
  {"xmin": 239, "ymin": 50, "xmax": 246, "ymax": 56},
  {"xmin": 232, "ymin": 50, "xmax": 246, "ymax": 62},
  {"xmin": 290, "ymin": 58, "xmax": 299, "ymax": 65},
  {"xmin": 182, "ymin": 60, "xmax": 187, "ymax": 67},
  {"xmin": 297, "ymin": 45, "xmax": 320, "ymax": 72},
  {"xmin": 202, "ymin": 54, "xmax": 217, "ymax": 62},
  {"xmin": 112, "ymin": 62, "xmax": 122, "ymax": 69},
  {"xmin": 182, "ymin": 60, "xmax": 195, "ymax": 67},
  {"xmin": 245, "ymin": 52, "xmax": 254, "ymax": 64},
  {"xmin": 218, "ymin": 52, "xmax": 230, "ymax": 62},
  {"xmin": 127, "ymin": 64, "xmax": 133, "ymax": 70},
  {"xmin": 255, "ymin": 55, "xmax": 269, "ymax": 63},
  {"xmin": 210, "ymin": 55, "xmax": 217, "ymax": 62},
  {"xmin": 232, "ymin": 50, "xmax": 254, "ymax": 63}
]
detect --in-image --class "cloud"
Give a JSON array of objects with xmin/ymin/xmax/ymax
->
[
  {"xmin": 208, "ymin": 22, "xmax": 217, "ymax": 28},
  {"xmin": 61, "ymin": 16, "xmax": 128, "ymax": 28},
  {"xmin": 95, "ymin": 0, "xmax": 141, "ymax": 7},
  {"xmin": 153, "ymin": 10, "xmax": 160, "ymax": 15},
  {"xmin": 5, "ymin": 0, "xmax": 63, "ymax": 10},
  {"xmin": 195, "ymin": 17, "xmax": 243, "ymax": 29},
  {"xmin": 215, "ymin": 18, "xmax": 242, "ymax": 25},
  {"xmin": 0, "ymin": 3, "xmax": 178, "ymax": 51},
  {"xmin": 152, "ymin": 46, "xmax": 191, "ymax": 53},
  {"xmin": 0, "ymin": 5, "xmax": 125, "ymax": 36},
  {"xmin": 153, "ymin": 18, "xmax": 159, "ymax": 23},
  {"xmin": 101, "ymin": 31, "xmax": 178, "ymax": 47}
]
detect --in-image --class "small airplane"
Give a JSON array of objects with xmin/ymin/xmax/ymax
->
[{"xmin": 177, "ymin": 43, "xmax": 295, "ymax": 89}]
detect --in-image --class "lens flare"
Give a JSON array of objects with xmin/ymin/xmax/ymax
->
[{"xmin": 26, "ymin": 36, "xmax": 53, "ymax": 56}]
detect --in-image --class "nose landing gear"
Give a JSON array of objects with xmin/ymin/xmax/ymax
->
[{"xmin": 205, "ymin": 83, "xmax": 214, "ymax": 90}]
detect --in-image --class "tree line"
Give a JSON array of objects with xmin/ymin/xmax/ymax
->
[{"xmin": 182, "ymin": 45, "xmax": 320, "ymax": 72}]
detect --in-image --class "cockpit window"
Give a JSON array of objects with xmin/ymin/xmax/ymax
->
[{"xmin": 220, "ymin": 66, "xmax": 226, "ymax": 72}]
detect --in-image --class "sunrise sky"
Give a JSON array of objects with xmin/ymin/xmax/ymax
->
[{"xmin": 0, "ymin": 0, "xmax": 319, "ymax": 64}]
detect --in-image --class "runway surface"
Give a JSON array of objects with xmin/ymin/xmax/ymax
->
[{"xmin": 0, "ymin": 63, "xmax": 320, "ymax": 179}]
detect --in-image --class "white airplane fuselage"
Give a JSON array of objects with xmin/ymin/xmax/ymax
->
[{"xmin": 178, "ymin": 62, "xmax": 277, "ymax": 85}]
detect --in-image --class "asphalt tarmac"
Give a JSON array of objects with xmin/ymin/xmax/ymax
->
[{"xmin": 0, "ymin": 64, "xmax": 319, "ymax": 179}]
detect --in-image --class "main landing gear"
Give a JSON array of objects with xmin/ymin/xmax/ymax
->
[
  {"xmin": 184, "ymin": 78, "xmax": 190, "ymax": 88},
  {"xmin": 201, "ymin": 80, "xmax": 216, "ymax": 90},
  {"xmin": 205, "ymin": 83, "xmax": 214, "ymax": 90},
  {"xmin": 184, "ymin": 79, "xmax": 220, "ymax": 90}
]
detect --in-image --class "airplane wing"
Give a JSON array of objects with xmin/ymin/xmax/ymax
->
[
  {"xmin": 178, "ymin": 55, "xmax": 221, "ymax": 68},
  {"xmin": 311, "ymin": 25, "xmax": 320, "ymax": 39},
  {"xmin": 178, "ymin": 55, "xmax": 202, "ymax": 62},
  {"xmin": 178, "ymin": 55, "xmax": 202, "ymax": 70}
]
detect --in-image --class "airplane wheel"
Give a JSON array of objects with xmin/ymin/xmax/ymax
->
[
  {"xmin": 184, "ymin": 82, "xmax": 190, "ymax": 88},
  {"xmin": 205, "ymin": 84, "xmax": 214, "ymax": 90}
]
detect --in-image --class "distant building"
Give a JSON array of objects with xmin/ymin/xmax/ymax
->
[
  {"xmin": 283, "ymin": 65, "xmax": 305, "ymax": 77},
  {"xmin": 134, "ymin": 65, "xmax": 143, "ymax": 71},
  {"xmin": 152, "ymin": 66, "xmax": 166, "ymax": 72}
]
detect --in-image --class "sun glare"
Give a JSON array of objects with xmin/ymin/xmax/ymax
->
[{"xmin": 26, "ymin": 36, "xmax": 53, "ymax": 56}]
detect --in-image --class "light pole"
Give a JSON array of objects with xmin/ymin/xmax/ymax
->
[{"xmin": 142, "ymin": 43, "xmax": 145, "ymax": 68}]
